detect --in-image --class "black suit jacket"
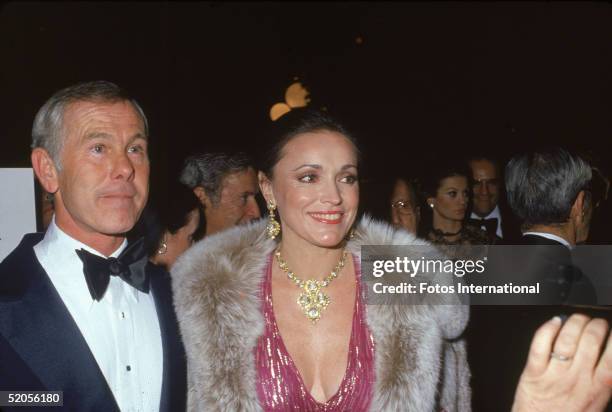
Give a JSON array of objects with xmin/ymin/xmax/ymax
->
[
  {"xmin": 467, "ymin": 234, "xmax": 607, "ymax": 411},
  {"xmin": 0, "ymin": 234, "xmax": 186, "ymax": 412}
]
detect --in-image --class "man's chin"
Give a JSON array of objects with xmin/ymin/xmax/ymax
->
[
  {"xmin": 97, "ymin": 218, "xmax": 138, "ymax": 236},
  {"xmin": 474, "ymin": 205, "xmax": 494, "ymax": 216}
]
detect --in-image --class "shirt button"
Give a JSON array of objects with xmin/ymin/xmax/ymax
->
[{"xmin": 126, "ymin": 365, "xmax": 131, "ymax": 371}]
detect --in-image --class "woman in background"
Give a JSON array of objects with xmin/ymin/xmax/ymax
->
[
  {"xmin": 133, "ymin": 183, "xmax": 205, "ymax": 270},
  {"xmin": 421, "ymin": 163, "xmax": 494, "ymax": 245}
]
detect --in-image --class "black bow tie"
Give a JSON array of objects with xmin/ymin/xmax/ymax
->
[
  {"xmin": 75, "ymin": 238, "xmax": 150, "ymax": 301},
  {"xmin": 468, "ymin": 217, "xmax": 499, "ymax": 236}
]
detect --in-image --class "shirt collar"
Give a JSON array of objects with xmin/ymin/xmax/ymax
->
[
  {"xmin": 43, "ymin": 215, "xmax": 128, "ymax": 258},
  {"xmin": 470, "ymin": 205, "xmax": 501, "ymax": 221},
  {"xmin": 522, "ymin": 231, "xmax": 572, "ymax": 249}
]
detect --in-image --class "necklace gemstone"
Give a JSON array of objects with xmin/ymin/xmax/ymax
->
[
  {"xmin": 275, "ymin": 248, "xmax": 347, "ymax": 324},
  {"xmin": 307, "ymin": 308, "xmax": 320, "ymax": 321}
]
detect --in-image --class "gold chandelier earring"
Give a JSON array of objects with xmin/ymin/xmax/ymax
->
[{"xmin": 266, "ymin": 201, "xmax": 281, "ymax": 239}]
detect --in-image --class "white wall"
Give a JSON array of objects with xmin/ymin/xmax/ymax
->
[{"xmin": 0, "ymin": 168, "xmax": 36, "ymax": 262}]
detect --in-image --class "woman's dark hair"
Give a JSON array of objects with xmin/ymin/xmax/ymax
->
[
  {"xmin": 131, "ymin": 183, "xmax": 205, "ymax": 258},
  {"xmin": 418, "ymin": 160, "xmax": 471, "ymax": 235},
  {"xmin": 258, "ymin": 108, "xmax": 360, "ymax": 179},
  {"xmin": 420, "ymin": 161, "xmax": 471, "ymax": 201}
]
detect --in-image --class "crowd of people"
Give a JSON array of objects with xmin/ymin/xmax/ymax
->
[{"xmin": 0, "ymin": 80, "xmax": 610, "ymax": 411}]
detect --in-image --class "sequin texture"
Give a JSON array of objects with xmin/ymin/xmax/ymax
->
[{"xmin": 255, "ymin": 254, "xmax": 375, "ymax": 411}]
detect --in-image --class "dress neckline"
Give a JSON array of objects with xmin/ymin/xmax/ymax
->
[{"xmin": 264, "ymin": 253, "xmax": 360, "ymax": 406}]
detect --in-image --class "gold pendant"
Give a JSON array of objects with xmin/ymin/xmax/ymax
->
[{"xmin": 297, "ymin": 279, "xmax": 330, "ymax": 323}]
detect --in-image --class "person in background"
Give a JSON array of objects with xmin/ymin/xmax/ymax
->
[
  {"xmin": 507, "ymin": 148, "xmax": 594, "ymax": 250},
  {"xmin": 180, "ymin": 152, "xmax": 261, "ymax": 236},
  {"xmin": 132, "ymin": 183, "xmax": 205, "ymax": 271},
  {"xmin": 421, "ymin": 162, "xmax": 494, "ymax": 246},
  {"xmin": 579, "ymin": 163, "xmax": 610, "ymax": 245},
  {"xmin": 468, "ymin": 154, "xmax": 521, "ymax": 242},
  {"xmin": 389, "ymin": 176, "xmax": 421, "ymax": 236}
]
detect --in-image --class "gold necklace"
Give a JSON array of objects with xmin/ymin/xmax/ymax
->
[{"xmin": 274, "ymin": 249, "xmax": 348, "ymax": 324}]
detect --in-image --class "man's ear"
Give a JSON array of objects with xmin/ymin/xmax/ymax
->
[
  {"xmin": 571, "ymin": 190, "xmax": 586, "ymax": 222},
  {"xmin": 31, "ymin": 148, "xmax": 59, "ymax": 194},
  {"xmin": 258, "ymin": 171, "xmax": 275, "ymax": 205},
  {"xmin": 192, "ymin": 187, "xmax": 212, "ymax": 209}
]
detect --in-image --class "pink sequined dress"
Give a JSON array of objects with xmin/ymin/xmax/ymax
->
[{"xmin": 255, "ymin": 254, "xmax": 375, "ymax": 411}]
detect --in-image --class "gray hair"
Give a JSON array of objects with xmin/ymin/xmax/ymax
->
[
  {"xmin": 31, "ymin": 80, "xmax": 149, "ymax": 169},
  {"xmin": 180, "ymin": 152, "xmax": 253, "ymax": 205},
  {"xmin": 505, "ymin": 148, "xmax": 592, "ymax": 227}
]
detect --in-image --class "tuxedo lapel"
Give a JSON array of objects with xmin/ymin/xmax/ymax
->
[
  {"xmin": 0, "ymin": 234, "xmax": 119, "ymax": 411},
  {"xmin": 149, "ymin": 263, "xmax": 187, "ymax": 412}
]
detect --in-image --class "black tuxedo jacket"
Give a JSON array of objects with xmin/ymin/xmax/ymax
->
[
  {"xmin": 519, "ymin": 234, "xmax": 596, "ymax": 304},
  {"xmin": 467, "ymin": 234, "xmax": 607, "ymax": 411},
  {"xmin": 0, "ymin": 233, "xmax": 187, "ymax": 411},
  {"xmin": 469, "ymin": 203, "xmax": 522, "ymax": 244}
]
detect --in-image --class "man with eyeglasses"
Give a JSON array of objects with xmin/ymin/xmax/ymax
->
[{"xmin": 390, "ymin": 177, "xmax": 421, "ymax": 236}]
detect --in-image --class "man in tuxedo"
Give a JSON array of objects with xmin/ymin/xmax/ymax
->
[
  {"xmin": 0, "ymin": 81, "xmax": 186, "ymax": 411},
  {"xmin": 468, "ymin": 155, "xmax": 521, "ymax": 243},
  {"xmin": 468, "ymin": 148, "xmax": 602, "ymax": 411}
]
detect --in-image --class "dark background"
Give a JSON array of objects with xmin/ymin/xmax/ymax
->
[{"xmin": 1, "ymin": 1, "xmax": 611, "ymax": 221}]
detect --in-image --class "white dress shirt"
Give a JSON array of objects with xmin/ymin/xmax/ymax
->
[
  {"xmin": 522, "ymin": 231, "xmax": 572, "ymax": 249},
  {"xmin": 34, "ymin": 217, "xmax": 163, "ymax": 411},
  {"xmin": 471, "ymin": 205, "xmax": 503, "ymax": 238}
]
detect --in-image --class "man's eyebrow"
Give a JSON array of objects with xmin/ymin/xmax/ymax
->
[
  {"xmin": 84, "ymin": 132, "xmax": 112, "ymax": 140},
  {"xmin": 292, "ymin": 164, "xmax": 322, "ymax": 171},
  {"xmin": 83, "ymin": 132, "xmax": 148, "ymax": 141},
  {"xmin": 129, "ymin": 132, "xmax": 148, "ymax": 142}
]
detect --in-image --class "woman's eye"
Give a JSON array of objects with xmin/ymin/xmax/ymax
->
[
  {"xmin": 298, "ymin": 174, "xmax": 316, "ymax": 183},
  {"xmin": 448, "ymin": 191, "xmax": 457, "ymax": 197},
  {"xmin": 340, "ymin": 175, "xmax": 358, "ymax": 184}
]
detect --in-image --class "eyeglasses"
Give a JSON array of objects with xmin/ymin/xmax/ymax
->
[{"xmin": 391, "ymin": 200, "xmax": 418, "ymax": 214}]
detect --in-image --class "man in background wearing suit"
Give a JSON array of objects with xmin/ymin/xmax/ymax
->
[
  {"xmin": 468, "ymin": 154, "xmax": 521, "ymax": 243},
  {"xmin": 0, "ymin": 81, "xmax": 186, "ymax": 411}
]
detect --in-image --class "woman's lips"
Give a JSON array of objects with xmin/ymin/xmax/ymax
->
[{"xmin": 308, "ymin": 212, "xmax": 344, "ymax": 224}]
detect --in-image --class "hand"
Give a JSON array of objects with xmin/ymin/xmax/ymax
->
[{"xmin": 512, "ymin": 314, "xmax": 612, "ymax": 412}]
